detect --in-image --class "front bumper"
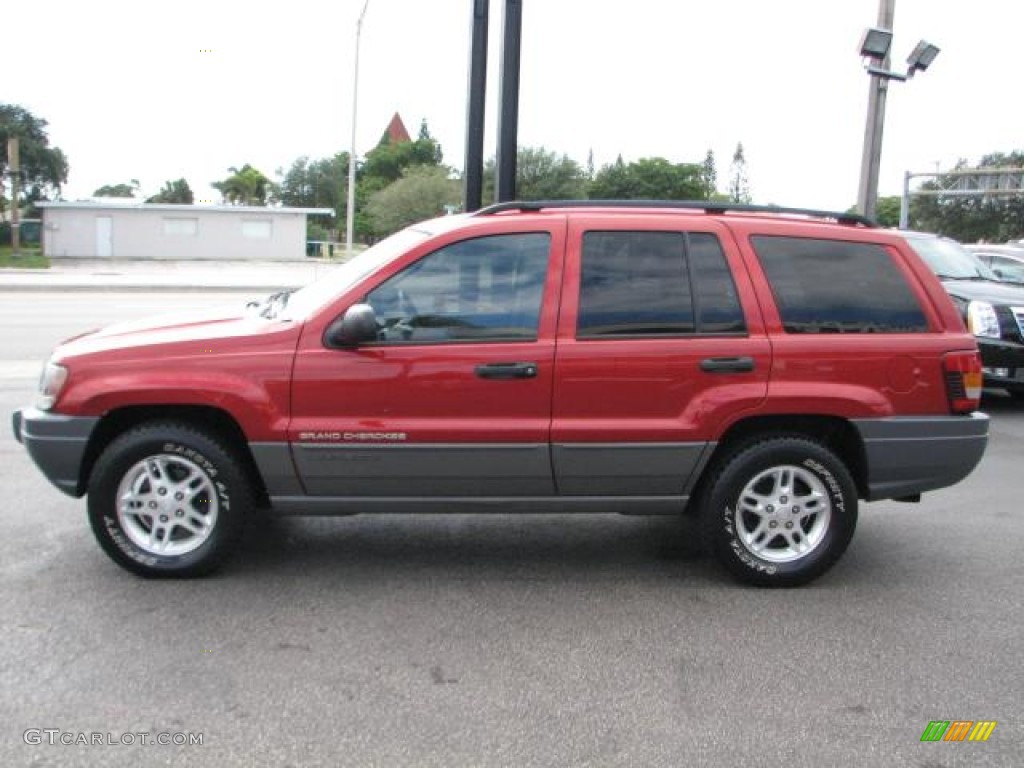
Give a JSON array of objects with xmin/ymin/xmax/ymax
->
[
  {"xmin": 977, "ymin": 337, "xmax": 1024, "ymax": 373},
  {"xmin": 980, "ymin": 365, "xmax": 1024, "ymax": 392},
  {"xmin": 12, "ymin": 408, "xmax": 99, "ymax": 497}
]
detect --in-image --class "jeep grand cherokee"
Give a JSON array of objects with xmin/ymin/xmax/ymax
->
[{"xmin": 13, "ymin": 202, "xmax": 988, "ymax": 587}]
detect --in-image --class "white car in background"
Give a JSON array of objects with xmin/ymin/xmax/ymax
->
[{"xmin": 967, "ymin": 244, "xmax": 1024, "ymax": 285}]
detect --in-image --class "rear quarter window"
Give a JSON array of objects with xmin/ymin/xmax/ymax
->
[{"xmin": 751, "ymin": 236, "xmax": 928, "ymax": 333}]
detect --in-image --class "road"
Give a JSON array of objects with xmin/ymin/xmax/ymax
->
[{"xmin": 1, "ymin": 291, "xmax": 1022, "ymax": 767}]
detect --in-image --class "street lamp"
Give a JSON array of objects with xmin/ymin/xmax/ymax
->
[
  {"xmin": 859, "ymin": 27, "xmax": 893, "ymax": 60},
  {"xmin": 906, "ymin": 41, "xmax": 941, "ymax": 77},
  {"xmin": 346, "ymin": 0, "xmax": 370, "ymax": 260},
  {"xmin": 855, "ymin": 0, "xmax": 939, "ymax": 221}
]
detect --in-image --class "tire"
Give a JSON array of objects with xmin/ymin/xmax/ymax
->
[
  {"xmin": 701, "ymin": 436, "xmax": 858, "ymax": 588},
  {"xmin": 87, "ymin": 422, "xmax": 252, "ymax": 577}
]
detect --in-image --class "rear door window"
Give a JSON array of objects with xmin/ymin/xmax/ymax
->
[{"xmin": 577, "ymin": 231, "xmax": 745, "ymax": 337}]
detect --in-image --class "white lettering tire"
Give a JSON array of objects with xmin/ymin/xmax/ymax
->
[
  {"xmin": 702, "ymin": 436, "xmax": 858, "ymax": 587},
  {"xmin": 87, "ymin": 423, "xmax": 252, "ymax": 577}
]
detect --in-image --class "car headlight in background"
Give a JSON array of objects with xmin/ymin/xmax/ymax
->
[
  {"xmin": 966, "ymin": 301, "xmax": 1001, "ymax": 339},
  {"xmin": 35, "ymin": 361, "xmax": 69, "ymax": 411}
]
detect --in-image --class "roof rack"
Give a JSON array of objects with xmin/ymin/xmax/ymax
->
[{"xmin": 474, "ymin": 200, "xmax": 878, "ymax": 228}]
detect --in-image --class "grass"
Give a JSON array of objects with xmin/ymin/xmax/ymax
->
[{"xmin": 0, "ymin": 245, "xmax": 48, "ymax": 268}]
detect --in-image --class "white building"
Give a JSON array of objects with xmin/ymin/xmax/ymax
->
[{"xmin": 38, "ymin": 202, "xmax": 333, "ymax": 261}]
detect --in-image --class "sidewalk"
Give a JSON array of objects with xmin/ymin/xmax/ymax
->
[{"xmin": 0, "ymin": 258, "xmax": 343, "ymax": 292}]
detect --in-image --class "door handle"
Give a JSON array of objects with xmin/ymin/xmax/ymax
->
[
  {"xmin": 700, "ymin": 356, "xmax": 755, "ymax": 373},
  {"xmin": 475, "ymin": 362, "xmax": 539, "ymax": 379}
]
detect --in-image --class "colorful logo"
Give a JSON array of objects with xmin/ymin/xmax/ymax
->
[{"xmin": 920, "ymin": 720, "xmax": 997, "ymax": 742}]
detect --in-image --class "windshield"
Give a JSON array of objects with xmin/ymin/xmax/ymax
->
[
  {"xmin": 280, "ymin": 228, "xmax": 430, "ymax": 320},
  {"xmin": 905, "ymin": 235, "xmax": 999, "ymax": 280}
]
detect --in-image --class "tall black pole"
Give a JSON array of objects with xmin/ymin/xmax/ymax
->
[
  {"xmin": 463, "ymin": 0, "xmax": 489, "ymax": 212},
  {"xmin": 496, "ymin": 0, "xmax": 522, "ymax": 203},
  {"xmin": 857, "ymin": 0, "xmax": 895, "ymax": 219}
]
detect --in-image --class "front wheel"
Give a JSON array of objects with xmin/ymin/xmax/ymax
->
[
  {"xmin": 701, "ymin": 437, "xmax": 858, "ymax": 587},
  {"xmin": 87, "ymin": 423, "xmax": 252, "ymax": 577}
]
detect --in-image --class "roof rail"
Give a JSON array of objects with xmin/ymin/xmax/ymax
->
[{"xmin": 474, "ymin": 200, "xmax": 878, "ymax": 228}]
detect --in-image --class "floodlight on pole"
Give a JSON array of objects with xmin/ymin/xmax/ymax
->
[
  {"xmin": 856, "ymin": 0, "xmax": 939, "ymax": 221},
  {"xmin": 907, "ymin": 40, "xmax": 941, "ymax": 76},
  {"xmin": 346, "ymin": 0, "xmax": 370, "ymax": 260},
  {"xmin": 859, "ymin": 27, "xmax": 893, "ymax": 60}
]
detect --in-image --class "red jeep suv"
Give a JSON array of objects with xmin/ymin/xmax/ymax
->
[{"xmin": 13, "ymin": 202, "xmax": 988, "ymax": 586}]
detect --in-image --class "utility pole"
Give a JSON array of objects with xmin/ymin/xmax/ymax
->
[
  {"xmin": 495, "ymin": 0, "xmax": 522, "ymax": 203},
  {"xmin": 856, "ymin": 0, "xmax": 895, "ymax": 220},
  {"xmin": 346, "ymin": 0, "xmax": 370, "ymax": 260},
  {"xmin": 463, "ymin": 0, "xmax": 490, "ymax": 212},
  {"xmin": 7, "ymin": 137, "xmax": 20, "ymax": 256}
]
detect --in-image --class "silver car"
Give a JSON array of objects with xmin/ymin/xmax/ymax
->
[{"xmin": 966, "ymin": 244, "xmax": 1024, "ymax": 285}]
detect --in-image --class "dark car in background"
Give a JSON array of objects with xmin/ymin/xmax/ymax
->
[
  {"xmin": 904, "ymin": 232, "xmax": 1024, "ymax": 398},
  {"xmin": 967, "ymin": 244, "xmax": 1024, "ymax": 285}
]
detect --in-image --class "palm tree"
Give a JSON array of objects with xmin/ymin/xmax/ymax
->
[{"xmin": 212, "ymin": 165, "xmax": 274, "ymax": 205}]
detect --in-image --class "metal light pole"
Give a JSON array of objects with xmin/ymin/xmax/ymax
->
[
  {"xmin": 463, "ymin": 0, "xmax": 490, "ymax": 212},
  {"xmin": 856, "ymin": 0, "xmax": 895, "ymax": 220},
  {"xmin": 346, "ymin": 0, "xmax": 370, "ymax": 260},
  {"xmin": 495, "ymin": 0, "xmax": 523, "ymax": 203},
  {"xmin": 7, "ymin": 137, "xmax": 20, "ymax": 257},
  {"xmin": 856, "ymin": 2, "xmax": 940, "ymax": 224}
]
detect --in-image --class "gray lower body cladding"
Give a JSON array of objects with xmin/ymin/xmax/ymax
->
[
  {"xmin": 852, "ymin": 413, "xmax": 989, "ymax": 501},
  {"xmin": 13, "ymin": 408, "xmax": 99, "ymax": 497},
  {"xmin": 254, "ymin": 441, "xmax": 713, "ymax": 513},
  {"xmin": 16, "ymin": 411, "xmax": 987, "ymax": 512}
]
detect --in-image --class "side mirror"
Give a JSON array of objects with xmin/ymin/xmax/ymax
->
[
  {"xmin": 993, "ymin": 268, "xmax": 1005, "ymax": 278},
  {"xmin": 325, "ymin": 303, "xmax": 378, "ymax": 348}
]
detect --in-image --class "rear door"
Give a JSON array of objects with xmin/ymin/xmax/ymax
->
[
  {"xmin": 289, "ymin": 220, "xmax": 565, "ymax": 497},
  {"xmin": 551, "ymin": 216, "xmax": 770, "ymax": 496}
]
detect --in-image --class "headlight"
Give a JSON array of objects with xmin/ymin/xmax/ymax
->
[
  {"xmin": 966, "ymin": 301, "xmax": 1001, "ymax": 339},
  {"xmin": 35, "ymin": 361, "xmax": 69, "ymax": 411}
]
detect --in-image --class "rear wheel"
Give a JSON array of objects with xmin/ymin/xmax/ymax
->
[
  {"xmin": 87, "ymin": 423, "xmax": 252, "ymax": 577},
  {"xmin": 701, "ymin": 436, "xmax": 858, "ymax": 587}
]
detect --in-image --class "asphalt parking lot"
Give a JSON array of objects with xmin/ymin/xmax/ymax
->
[{"xmin": 1, "ymin": 291, "xmax": 1021, "ymax": 767}]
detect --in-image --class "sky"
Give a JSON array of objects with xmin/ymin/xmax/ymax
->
[{"xmin": 6, "ymin": 0, "xmax": 1023, "ymax": 212}]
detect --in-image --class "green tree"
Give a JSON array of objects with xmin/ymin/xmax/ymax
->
[
  {"xmin": 911, "ymin": 152, "xmax": 1024, "ymax": 241},
  {"xmin": 359, "ymin": 121, "xmax": 444, "ymax": 195},
  {"xmin": 588, "ymin": 156, "xmax": 704, "ymax": 200},
  {"xmin": 147, "ymin": 178, "xmax": 194, "ymax": 204},
  {"xmin": 873, "ymin": 196, "xmax": 902, "ymax": 227},
  {"xmin": 93, "ymin": 181, "xmax": 140, "ymax": 198},
  {"xmin": 700, "ymin": 149, "xmax": 718, "ymax": 200},
  {"xmin": 728, "ymin": 143, "xmax": 752, "ymax": 204},
  {"xmin": 0, "ymin": 103, "xmax": 69, "ymax": 216},
  {"xmin": 365, "ymin": 166, "xmax": 460, "ymax": 237},
  {"xmin": 213, "ymin": 164, "xmax": 275, "ymax": 206},
  {"xmin": 483, "ymin": 146, "xmax": 587, "ymax": 202},
  {"xmin": 278, "ymin": 153, "xmax": 349, "ymax": 219}
]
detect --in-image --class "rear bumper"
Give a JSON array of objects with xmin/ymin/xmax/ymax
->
[
  {"xmin": 12, "ymin": 408, "xmax": 99, "ymax": 497},
  {"xmin": 853, "ymin": 413, "xmax": 989, "ymax": 501}
]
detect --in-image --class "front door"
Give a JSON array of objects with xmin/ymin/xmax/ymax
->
[{"xmin": 290, "ymin": 224, "xmax": 565, "ymax": 497}]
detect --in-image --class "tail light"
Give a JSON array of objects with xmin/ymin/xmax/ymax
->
[{"xmin": 943, "ymin": 351, "xmax": 983, "ymax": 413}]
